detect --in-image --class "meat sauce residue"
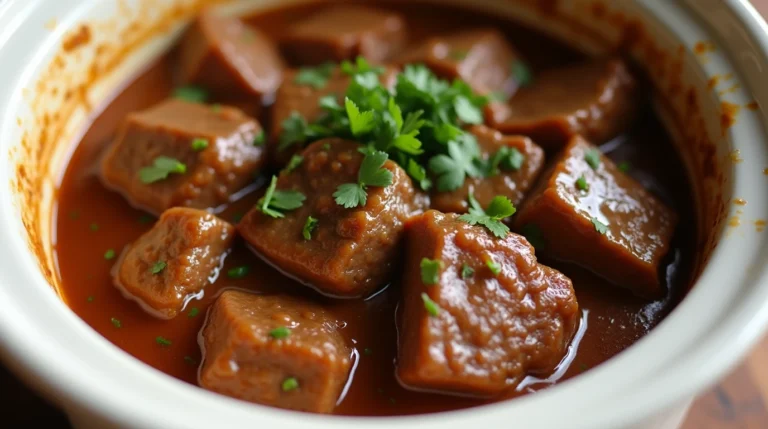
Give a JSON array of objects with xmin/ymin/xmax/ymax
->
[{"xmin": 53, "ymin": 1, "xmax": 696, "ymax": 416}]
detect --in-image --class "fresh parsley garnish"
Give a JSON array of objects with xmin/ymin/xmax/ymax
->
[
  {"xmin": 585, "ymin": 148, "xmax": 601, "ymax": 170},
  {"xmin": 459, "ymin": 194, "xmax": 516, "ymax": 238},
  {"xmin": 285, "ymin": 154, "xmax": 304, "ymax": 173},
  {"xmin": 591, "ymin": 217, "xmax": 608, "ymax": 234},
  {"xmin": 618, "ymin": 161, "xmax": 631, "ymax": 173},
  {"xmin": 302, "ymin": 216, "xmax": 318, "ymax": 240},
  {"xmin": 461, "ymin": 264, "xmax": 474, "ymax": 279},
  {"xmin": 150, "ymin": 261, "xmax": 166, "ymax": 274},
  {"xmin": 282, "ymin": 377, "xmax": 299, "ymax": 392},
  {"xmin": 487, "ymin": 146, "xmax": 524, "ymax": 175},
  {"xmin": 421, "ymin": 293, "xmax": 440, "ymax": 317},
  {"xmin": 278, "ymin": 112, "xmax": 311, "ymax": 152},
  {"xmin": 576, "ymin": 175, "xmax": 589, "ymax": 191},
  {"xmin": 295, "ymin": 63, "xmax": 335, "ymax": 89},
  {"xmin": 139, "ymin": 156, "xmax": 187, "ymax": 184},
  {"xmin": 187, "ymin": 307, "xmax": 199, "ymax": 318},
  {"xmin": 258, "ymin": 176, "xmax": 306, "ymax": 218},
  {"xmin": 253, "ymin": 131, "xmax": 266, "ymax": 147},
  {"xmin": 341, "ymin": 57, "xmax": 385, "ymax": 76},
  {"xmin": 420, "ymin": 258, "xmax": 441, "ymax": 285},
  {"xmin": 173, "ymin": 86, "xmax": 208, "ymax": 103},
  {"xmin": 269, "ymin": 326, "xmax": 291, "ymax": 339},
  {"xmin": 227, "ymin": 266, "xmax": 249, "ymax": 279},
  {"xmin": 191, "ymin": 138, "xmax": 208, "ymax": 152},
  {"xmin": 110, "ymin": 317, "xmax": 122, "ymax": 328},
  {"xmin": 428, "ymin": 133, "xmax": 483, "ymax": 191},
  {"xmin": 486, "ymin": 259, "xmax": 501, "ymax": 275},
  {"xmin": 333, "ymin": 151, "xmax": 393, "ymax": 208},
  {"xmin": 104, "ymin": 249, "xmax": 116, "ymax": 260},
  {"xmin": 155, "ymin": 336, "xmax": 172, "ymax": 347}
]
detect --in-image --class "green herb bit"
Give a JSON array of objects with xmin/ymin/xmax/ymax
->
[
  {"xmin": 173, "ymin": 86, "xmax": 208, "ymax": 103},
  {"xmin": 150, "ymin": 261, "xmax": 167, "ymax": 275},
  {"xmin": 488, "ymin": 146, "xmax": 524, "ymax": 175},
  {"xmin": 584, "ymin": 148, "xmax": 601, "ymax": 170},
  {"xmin": 110, "ymin": 317, "xmax": 122, "ymax": 328},
  {"xmin": 278, "ymin": 112, "xmax": 310, "ymax": 152},
  {"xmin": 302, "ymin": 216, "xmax": 319, "ymax": 240},
  {"xmin": 295, "ymin": 62, "xmax": 335, "ymax": 89},
  {"xmin": 459, "ymin": 195, "xmax": 516, "ymax": 238},
  {"xmin": 253, "ymin": 131, "xmax": 265, "ymax": 147},
  {"xmin": 511, "ymin": 60, "xmax": 533, "ymax": 87},
  {"xmin": 333, "ymin": 151, "xmax": 393, "ymax": 208},
  {"xmin": 421, "ymin": 293, "xmax": 440, "ymax": 317},
  {"xmin": 406, "ymin": 158, "xmax": 432, "ymax": 191},
  {"xmin": 104, "ymin": 249, "xmax": 116, "ymax": 260},
  {"xmin": 282, "ymin": 377, "xmax": 299, "ymax": 392},
  {"xmin": 228, "ymin": 266, "xmax": 250, "ymax": 279},
  {"xmin": 591, "ymin": 217, "xmax": 608, "ymax": 234},
  {"xmin": 461, "ymin": 264, "xmax": 474, "ymax": 279},
  {"xmin": 269, "ymin": 326, "xmax": 291, "ymax": 339},
  {"xmin": 257, "ymin": 176, "xmax": 306, "ymax": 218},
  {"xmin": 345, "ymin": 97, "xmax": 376, "ymax": 136},
  {"xmin": 340, "ymin": 56, "xmax": 385, "ymax": 76},
  {"xmin": 89, "ymin": 223, "xmax": 99, "ymax": 232},
  {"xmin": 576, "ymin": 176, "xmax": 589, "ymax": 192},
  {"xmin": 520, "ymin": 224, "xmax": 546, "ymax": 250},
  {"xmin": 155, "ymin": 336, "xmax": 172, "ymax": 347},
  {"xmin": 364, "ymin": 347, "xmax": 373, "ymax": 356},
  {"xmin": 191, "ymin": 137, "xmax": 208, "ymax": 152},
  {"xmin": 184, "ymin": 356, "xmax": 198, "ymax": 366},
  {"xmin": 618, "ymin": 161, "xmax": 631, "ymax": 173},
  {"xmin": 187, "ymin": 307, "xmax": 200, "ymax": 318},
  {"xmin": 322, "ymin": 143, "xmax": 331, "ymax": 151},
  {"xmin": 420, "ymin": 258, "xmax": 442, "ymax": 285},
  {"xmin": 454, "ymin": 95, "xmax": 483, "ymax": 124},
  {"xmin": 486, "ymin": 259, "xmax": 502, "ymax": 276},
  {"xmin": 139, "ymin": 156, "xmax": 187, "ymax": 184},
  {"xmin": 86, "ymin": 296, "xmax": 94, "ymax": 303},
  {"xmin": 428, "ymin": 134, "xmax": 483, "ymax": 192},
  {"xmin": 285, "ymin": 154, "xmax": 304, "ymax": 173}
]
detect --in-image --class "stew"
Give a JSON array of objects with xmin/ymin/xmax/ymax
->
[{"xmin": 53, "ymin": 1, "xmax": 696, "ymax": 416}]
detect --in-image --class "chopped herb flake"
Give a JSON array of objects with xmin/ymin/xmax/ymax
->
[
  {"xmin": 253, "ymin": 131, "xmax": 265, "ymax": 146},
  {"xmin": 191, "ymin": 138, "xmax": 208, "ymax": 152},
  {"xmin": 269, "ymin": 326, "xmax": 291, "ymax": 339},
  {"xmin": 282, "ymin": 377, "xmax": 299, "ymax": 392},
  {"xmin": 285, "ymin": 154, "xmax": 304, "ymax": 173},
  {"xmin": 173, "ymin": 86, "xmax": 208, "ymax": 103},
  {"xmin": 585, "ymin": 148, "xmax": 601, "ymax": 170},
  {"xmin": 576, "ymin": 176, "xmax": 589, "ymax": 192},
  {"xmin": 302, "ymin": 216, "xmax": 319, "ymax": 240},
  {"xmin": 488, "ymin": 146, "xmax": 524, "ymax": 175},
  {"xmin": 295, "ymin": 63, "xmax": 335, "ymax": 89},
  {"xmin": 618, "ymin": 161, "xmax": 631, "ymax": 173},
  {"xmin": 104, "ymin": 249, "xmax": 116, "ymax": 260},
  {"xmin": 421, "ymin": 293, "xmax": 440, "ymax": 317},
  {"xmin": 150, "ymin": 261, "xmax": 166, "ymax": 274},
  {"xmin": 187, "ymin": 307, "xmax": 200, "ymax": 318},
  {"xmin": 258, "ymin": 176, "xmax": 306, "ymax": 218},
  {"xmin": 420, "ymin": 258, "xmax": 442, "ymax": 285},
  {"xmin": 334, "ymin": 151, "xmax": 393, "ymax": 208},
  {"xmin": 486, "ymin": 259, "xmax": 502, "ymax": 275},
  {"xmin": 278, "ymin": 112, "xmax": 310, "ymax": 152},
  {"xmin": 364, "ymin": 347, "xmax": 373, "ymax": 356},
  {"xmin": 139, "ymin": 156, "xmax": 187, "ymax": 184},
  {"xmin": 459, "ymin": 195, "xmax": 516, "ymax": 238},
  {"xmin": 110, "ymin": 317, "xmax": 122, "ymax": 328},
  {"xmin": 227, "ymin": 266, "xmax": 250, "ymax": 279},
  {"xmin": 155, "ymin": 336, "xmax": 172, "ymax": 347},
  {"xmin": 591, "ymin": 217, "xmax": 608, "ymax": 234},
  {"xmin": 461, "ymin": 264, "xmax": 474, "ymax": 279}
]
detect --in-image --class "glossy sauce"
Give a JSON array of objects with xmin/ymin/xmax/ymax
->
[{"xmin": 53, "ymin": 2, "xmax": 696, "ymax": 416}]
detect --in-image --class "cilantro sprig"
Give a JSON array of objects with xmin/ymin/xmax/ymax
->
[
  {"xmin": 139, "ymin": 156, "xmax": 186, "ymax": 184},
  {"xmin": 333, "ymin": 151, "xmax": 393, "ymax": 208},
  {"xmin": 459, "ymin": 193, "xmax": 516, "ymax": 238},
  {"xmin": 258, "ymin": 176, "xmax": 306, "ymax": 218},
  {"xmin": 294, "ymin": 63, "xmax": 335, "ymax": 89}
]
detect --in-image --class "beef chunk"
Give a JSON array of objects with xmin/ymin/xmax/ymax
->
[
  {"xmin": 238, "ymin": 139, "xmax": 419, "ymax": 298},
  {"xmin": 200, "ymin": 290, "xmax": 351, "ymax": 413},
  {"xmin": 398, "ymin": 29, "xmax": 521, "ymax": 97},
  {"xmin": 487, "ymin": 58, "xmax": 640, "ymax": 150},
  {"xmin": 112, "ymin": 208, "xmax": 234, "ymax": 319},
  {"xmin": 397, "ymin": 210, "xmax": 579, "ymax": 397},
  {"xmin": 280, "ymin": 6, "xmax": 406, "ymax": 65},
  {"xmin": 270, "ymin": 66, "xmax": 397, "ymax": 167},
  {"xmin": 100, "ymin": 99, "xmax": 265, "ymax": 215},
  {"xmin": 514, "ymin": 136, "xmax": 677, "ymax": 298},
  {"xmin": 430, "ymin": 125, "xmax": 544, "ymax": 214},
  {"xmin": 177, "ymin": 11, "xmax": 284, "ymax": 100}
]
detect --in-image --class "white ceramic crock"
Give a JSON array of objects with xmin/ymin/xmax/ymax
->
[{"xmin": 1, "ymin": 0, "xmax": 768, "ymax": 428}]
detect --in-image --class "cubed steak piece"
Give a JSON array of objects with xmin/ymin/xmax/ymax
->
[
  {"xmin": 397, "ymin": 210, "xmax": 579, "ymax": 397},
  {"xmin": 398, "ymin": 29, "xmax": 522, "ymax": 97},
  {"xmin": 177, "ymin": 11, "xmax": 284, "ymax": 99},
  {"xmin": 514, "ymin": 136, "xmax": 677, "ymax": 298},
  {"xmin": 487, "ymin": 58, "xmax": 640, "ymax": 150},
  {"xmin": 238, "ymin": 139, "xmax": 420, "ymax": 298},
  {"xmin": 431, "ymin": 125, "xmax": 545, "ymax": 213},
  {"xmin": 100, "ymin": 99, "xmax": 266, "ymax": 215},
  {"xmin": 112, "ymin": 208, "xmax": 234, "ymax": 319},
  {"xmin": 200, "ymin": 290, "xmax": 351, "ymax": 413},
  {"xmin": 271, "ymin": 65, "xmax": 397, "ymax": 167},
  {"xmin": 280, "ymin": 5, "xmax": 406, "ymax": 65}
]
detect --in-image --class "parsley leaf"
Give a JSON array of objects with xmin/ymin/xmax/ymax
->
[
  {"xmin": 345, "ymin": 97, "xmax": 376, "ymax": 136},
  {"xmin": 454, "ymin": 95, "xmax": 483, "ymax": 124},
  {"xmin": 151, "ymin": 261, "xmax": 166, "ymax": 274},
  {"xmin": 333, "ymin": 183, "xmax": 368, "ymax": 209},
  {"xmin": 302, "ymin": 216, "xmax": 318, "ymax": 240},
  {"xmin": 461, "ymin": 264, "xmax": 474, "ymax": 279},
  {"xmin": 191, "ymin": 138, "xmax": 208, "ymax": 152},
  {"xmin": 227, "ymin": 266, "xmax": 249, "ymax": 279},
  {"xmin": 421, "ymin": 293, "xmax": 440, "ymax": 317},
  {"xmin": 576, "ymin": 176, "xmax": 589, "ymax": 191},
  {"xmin": 258, "ymin": 176, "xmax": 306, "ymax": 218},
  {"xmin": 282, "ymin": 377, "xmax": 299, "ymax": 392},
  {"xmin": 253, "ymin": 131, "xmax": 265, "ymax": 147},
  {"xmin": 420, "ymin": 258, "xmax": 441, "ymax": 285},
  {"xmin": 295, "ymin": 63, "xmax": 335, "ymax": 89},
  {"xmin": 591, "ymin": 217, "xmax": 608, "ymax": 234},
  {"xmin": 173, "ymin": 86, "xmax": 208, "ymax": 103},
  {"xmin": 429, "ymin": 154, "xmax": 465, "ymax": 192},
  {"xmin": 333, "ymin": 151, "xmax": 393, "ymax": 208},
  {"xmin": 406, "ymin": 158, "xmax": 432, "ymax": 191},
  {"xmin": 459, "ymin": 195, "xmax": 516, "ymax": 238},
  {"xmin": 618, "ymin": 161, "xmax": 631, "ymax": 173},
  {"xmin": 487, "ymin": 146, "xmax": 524, "ymax": 175},
  {"xmin": 340, "ymin": 56, "xmax": 385, "ymax": 76},
  {"xmin": 486, "ymin": 259, "xmax": 501, "ymax": 275},
  {"xmin": 139, "ymin": 156, "xmax": 187, "ymax": 184},
  {"xmin": 284, "ymin": 155, "xmax": 304, "ymax": 173},
  {"xmin": 270, "ymin": 326, "xmax": 291, "ymax": 339},
  {"xmin": 585, "ymin": 148, "xmax": 601, "ymax": 170},
  {"xmin": 278, "ymin": 112, "xmax": 311, "ymax": 152}
]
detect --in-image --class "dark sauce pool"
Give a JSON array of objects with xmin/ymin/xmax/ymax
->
[{"xmin": 52, "ymin": 1, "xmax": 696, "ymax": 416}]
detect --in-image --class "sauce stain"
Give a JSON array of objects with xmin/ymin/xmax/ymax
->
[
  {"xmin": 764, "ymin": 168, "xmax": 768, "ymax": 176},
  {"xmin": 730, "ymin": 150, "xmax": 743, "ymax": 164},
  {"xmin": 728, "ymin": 216, "xmax": 741, "ymax": 227},
  {"xmin": 62, "ymin": 24, "xmax": 92, "ymax": 52},
  {"xmin": 734, "ymin": 198, "xmax": 747, "ymax": 206},
  {"xmin": 707, "ymin": 75, "xmax": 721, "ymax": 90},
  {"xmin": 718, "ymin": 84, "xmax": 740, "ymax": 96},
  {"xmin": 694, "ymin": 41, "xmax": 716, "ymax": 55},
  {"xmin": 746, "ymin": 101, "xmax": 759, "ymax": 111},
  {"xmin": 721, "ymin": 102, "xmax": 741, "ymax": 134},
  {"xmin": 756, "ymin": 220, "xmax": 766, "ymax": 232},
  {"xmin": 45, "ymin": 19, "xmax": 57, "ymax": 31}
]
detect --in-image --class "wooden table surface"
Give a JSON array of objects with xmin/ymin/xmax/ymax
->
[{"xmin": 3, "ymin": 1, "xmax": 768, "ymax": 428}]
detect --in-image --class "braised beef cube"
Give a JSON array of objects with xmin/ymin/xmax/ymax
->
[
  {"xmin": 280, "ymin": 6, "xmax": 406, "ymax": 65},
  {"xmin": 487, "ymin": 58, "xmax": 639, "ymax": 150},
  {"xmin": 397, "ymin": 210, "xmax": 579, "ymax": 397},
  {"xmin": 398, "ymin": 29, "xmax": 521, "ymax": 97},
  {"xmin": 431, "ymin": 125, "xmax": 544, "ymax": 213},
  {"xmin": 100, "ymin": 99, "xmax": 265, "ymax": 215},
  {"xmin": 200, "ymin": 290, "xmax": 351, "ymax": 413},
  {"xmin": 112, "ymin": 208, "xmax": 234, "ymax": 319},
  {"xmin": 514, "ymin": 136, "xmax": 677, "ymax": 298},
  {"xmin": 178, "ymin": 11, "xmax": 284, "ymax": 99},
  {"xmin": 270, "ymin": 66, "xmax": 397, "ymax": 167},
  {"xmin": 238, "ymin": 139, "xmax": 419, "ymax": 298}
]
